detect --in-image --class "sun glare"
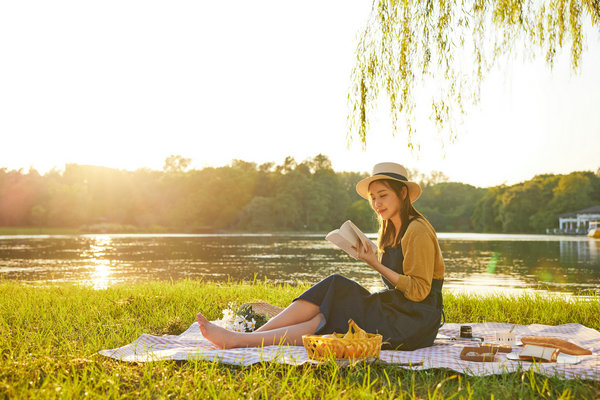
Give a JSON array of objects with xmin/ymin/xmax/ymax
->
[{"xmin": 81, "ymin": 236, "xmax": 113, "ymax": 290}]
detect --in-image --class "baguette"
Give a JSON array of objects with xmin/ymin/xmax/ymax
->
[{"xmin": 520, "ymin": 336, "xmax": 592, "ymax": 355}]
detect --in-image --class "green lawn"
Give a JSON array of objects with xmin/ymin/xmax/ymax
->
[
  {"xmin": 1, "ymin": 280, "xmax": 598, "ymax": 399},
  {"xmin": 0, "ymin": 227, "xmax": 83, "ymax": 235},
  {"xmin": 0, "ymin": 226, "xmax": 165, "ymax": 235}
]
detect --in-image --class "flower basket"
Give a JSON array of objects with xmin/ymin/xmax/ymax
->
[{"xmin": 302, "ymin": 320, "xmax": 383, "ymax": 361}]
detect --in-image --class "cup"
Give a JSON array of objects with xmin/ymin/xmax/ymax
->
[
  {"xmin": 494, "ymin": 330, "xmax": 516, "ymax": 344},
  {"xmin": 460, "ymin": 325, "xmax": 473, "ymax": 338}
]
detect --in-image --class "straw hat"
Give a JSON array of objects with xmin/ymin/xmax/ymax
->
[{"xmin": 356, "ymin": 162, "xmax": 422, "ymax": 202}]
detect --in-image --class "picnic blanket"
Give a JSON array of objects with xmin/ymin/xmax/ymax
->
[{"xmin": 99, "ymin": 322, "xmax": 600, "ymax": 380}]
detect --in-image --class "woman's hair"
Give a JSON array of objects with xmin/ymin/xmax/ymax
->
[{"xmin": 373, "ymin": 179, "xmax": 424, "ymax": 253}]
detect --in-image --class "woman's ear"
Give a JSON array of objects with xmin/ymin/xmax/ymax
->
[{"xmin": 401, "ymin": 186, "xmax": 408, "ymax": 200}]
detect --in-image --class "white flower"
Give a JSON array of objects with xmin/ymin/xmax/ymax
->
[{"xmin": 215, "ymin": 307, "xmax": 257, "ymax": 333}]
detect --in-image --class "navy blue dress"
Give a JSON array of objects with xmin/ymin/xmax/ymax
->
[{"xmin": 295, "ymin": 241, "xmax": 444, "ymax": 350}]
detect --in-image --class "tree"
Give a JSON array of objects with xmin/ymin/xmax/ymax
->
[
  {"xmin": 548, "ymin": 172, "xmax": 594, "ymax": 214},
  {"xmin": 409, "ymin": 169, "xmax": 450, "ymax": 188},
  {"xmin": 276, "ymin": 156, "xmax": 297, "ymax": 174},
  {"xmin": 163, "ymin": 155, "xmax": 191, "ymax": 173},
  {"xmin": 347, "ymin": 200, "xmax": 378, "ymax": 232},
  {"xmin": 46, "ymin": 181, "xmax": 90, "ymax": 227},
  {"xmin": 30, "ymin": 204, "xmax": 47, "ymax": 227},
  {"xmin": 348, "ymin": 0, "xmax": 600, "ymax": 148},
  {"xmin": 236, "ymin": 197, "xmax": 276, "ymax": 231},
  {"xmin": 527, "ymin": 174, "xmax": 562, "ymax": 232},
  {"xmin": 0, "ymin": 169, "xmax": 44, "ymax": 226},
  {"xmin": 472, "ymin": 186, "xmax": 505, "ymax": 232},
  {"xmin": 498, "ymin": 182, "xmax": 543, "ymax": 232},
  {"xmin": 183, "ymin": 166, "xmax": 258, "ymax": 230},
  {"xmin": 307, "ymin": 153, "xmax": 334, "ymax": 173},
  {"xmin": 417, "ymin": 182, "xmax": 486, "ymax": 231}
]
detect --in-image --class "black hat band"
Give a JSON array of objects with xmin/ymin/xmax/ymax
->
[{"xmin": 376, "ymin": 172, "xmax": 408, "ymax": 182}]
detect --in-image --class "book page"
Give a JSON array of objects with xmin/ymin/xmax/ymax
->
[
  {"xmin": 346, "ymin": 220, "xmax": 378, "ymax": 254},
  {"xmin": 325, "ymin": 229, "xmax": 359, "ymax": 258},
  {"xmin": 325, "ymin": 222, "xmax": 359, "ymax": 258},
  {"xmin": 325, "ymin": 220, "xmax": 376, "ymax": 259},
  {"xmin": 338, "ymin": 221, "xmax": 359, "ymax": 244}
]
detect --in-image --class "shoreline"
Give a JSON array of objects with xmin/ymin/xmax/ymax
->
[{"xmin": 1, "ymin": 227, "xmax": 598, "ymax": 241}]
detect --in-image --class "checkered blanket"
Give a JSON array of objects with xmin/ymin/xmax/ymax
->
[{"xmin": 99, "ymin": 322, "xmax": 600, "ymax": 380}]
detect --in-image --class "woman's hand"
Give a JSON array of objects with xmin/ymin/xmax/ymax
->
[
  {"xmin": 354, "ymin": 241, "xmax": 402, "ymax": 288},
  {"xmin": 355, "ymin": 241, "xmax": 378, "ymax": 268}
]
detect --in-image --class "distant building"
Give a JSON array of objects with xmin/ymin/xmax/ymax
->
[{"xmin": 556, "ymin": 205, "xmax": 600, "ymax": 235}]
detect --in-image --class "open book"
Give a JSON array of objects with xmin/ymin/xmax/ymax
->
[{"xmin": 325, "ymin": 220, "xmax": 378, "ymax": 259}]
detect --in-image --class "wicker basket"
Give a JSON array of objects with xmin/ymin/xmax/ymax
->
[{"xmin": 302, "ymin": 322, "xmax": 383, "ymax": 361}]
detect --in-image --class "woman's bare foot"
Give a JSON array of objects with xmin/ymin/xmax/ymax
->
[{"xmin": 196, "ymin": 312, "xmax": 240, "ymax": 349}]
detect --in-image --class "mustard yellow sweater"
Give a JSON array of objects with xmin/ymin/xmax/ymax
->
[{"xmin": 392, "ymin": 218, "xmax": 445, "ymax": 302}]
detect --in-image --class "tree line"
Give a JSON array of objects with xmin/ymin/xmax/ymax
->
[{"xmin": 0, "ymin": 155, "xmax": 598, "ymax": 233}]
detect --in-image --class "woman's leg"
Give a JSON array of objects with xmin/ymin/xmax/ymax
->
[
  {"xmin": 254, "ymin": 299, "xmax": 320, "ymax": 332},
  {"xmin": 196, "ymin": 311, "xmax": 324, "ymax": 349}
]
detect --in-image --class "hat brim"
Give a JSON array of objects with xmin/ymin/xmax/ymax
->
[{"xmin": 356, "ymin": 175, "xmax": 421, "ymax": 203}]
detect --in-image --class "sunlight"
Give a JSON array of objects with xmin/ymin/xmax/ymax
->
[
  {"xmin": 444, "ymin": 272, "xmax": 538, "ymax": 297},
  {"xmin": 90, "ymin": 259, "xmax": 112, "ymax": 290},
  {"xmin": 81, "ymin": 236, "xmax": 113, "ymax": 289}
]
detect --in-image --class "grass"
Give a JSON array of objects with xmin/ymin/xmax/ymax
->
[
  {"xmin": 0, "ymin": 227, "xmax": 83, "ymax": 235},
  {"xmin": 1, "ymin": 280, "xmax": 599, "ymax": 399},
  {"xmin": 0, "ymin": 225, "xmax": 168, "ymax": 236}
]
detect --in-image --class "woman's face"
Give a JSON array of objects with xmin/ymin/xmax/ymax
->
[{"xmin": 368, "ymin": 180, "xmax": 404, "ymax": 221}]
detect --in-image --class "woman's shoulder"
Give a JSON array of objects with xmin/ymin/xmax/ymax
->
[{"xmin": 403, "ymin": 217, "xmax": 437, "ymax": 240}]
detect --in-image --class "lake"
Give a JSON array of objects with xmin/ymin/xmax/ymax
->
[{"xmin": 1, "ymin": 233, "xmax": 599, "ymax": 296}]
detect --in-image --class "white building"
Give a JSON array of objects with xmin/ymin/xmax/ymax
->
[{"xmin": 557, "ymin": 205, "xmax": 600, "ymax": 235}]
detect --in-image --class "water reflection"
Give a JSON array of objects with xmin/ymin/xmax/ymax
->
[
  {"xmin": 437, "ymin": 235, "xmax": 600, "ymax": 295},
  {"xmin": 560, "ymin": 239, "xmax": 600, "ymax": 264},
  {"xmin": 81, "ymin": 236, "xmax": 113, "ymax": 289},
  {"xmin": 0, "ymin": 234, "xmax": 598, "ymax": 295}
]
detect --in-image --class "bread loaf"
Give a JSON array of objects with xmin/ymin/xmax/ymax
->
[
  {"xmin": 520, "ymin": 336, "xmax": 592, "ymax": 355},
  {"xmin": 519, "ymin": 344, "xmax": 559, "ymax": 362}
]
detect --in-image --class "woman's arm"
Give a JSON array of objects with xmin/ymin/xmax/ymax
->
[
  {"xmin": 356, "ymin": 222, "xmax": 436, "ymax": 301},
  {"xmin": 355, "ymin": 242, "xmax": 402, "ymax": 286},
  {"xmin": 395, "ymin": 228, "xmax": 435, "ymax": 301}
]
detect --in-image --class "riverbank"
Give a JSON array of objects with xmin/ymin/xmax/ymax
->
[
  {"xmin": 0, "ymin": 225, "xmax": 168, "ymax": 235},
  {"xmin": 1, "ymin": 280, "xmax": 598, "ymax": 398},
  {"xmin": 4, "ymin": 226, "xmax": 599, "ymax": 238},
  {"xmin": 0, "ymin": 227, "xmax": 327, "ymax": 236},
  {"xmin": 0, "ymin": 226, "xmax": 85, "ymax": 235},
  {"xmin": 0, "ymin": 226, "xmax": 327, "ymax": 236}
]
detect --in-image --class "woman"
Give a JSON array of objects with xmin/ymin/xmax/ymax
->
[{"xmin": 196, "ymin": 162, "xmax": 445, "ymax": 350}]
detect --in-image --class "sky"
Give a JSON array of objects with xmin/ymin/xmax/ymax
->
[{"xmin": 1, "ymin": 1, "xmax": 599, "ymax": 188}]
